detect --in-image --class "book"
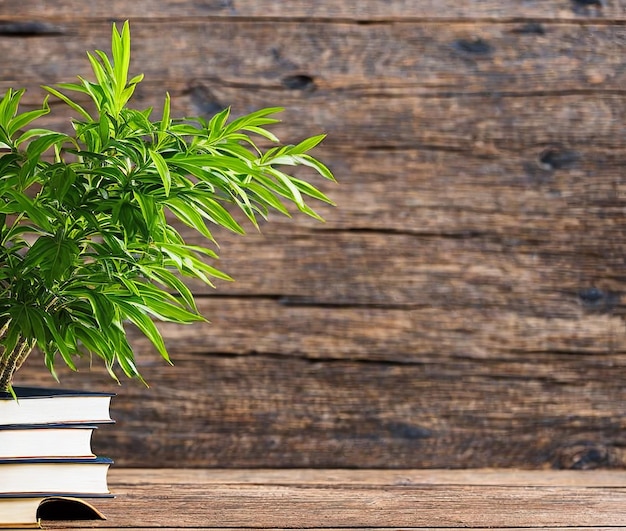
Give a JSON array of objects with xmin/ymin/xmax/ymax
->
[
  {"xmin": 0, "ymin": 494, "xmax": 109, "ymax": 528},
  {"xmin": 0, "ymin": 457, "xmax": 112, "ymax": 495},
  {"xmin": 0, "ymin": 387, "xmax": 115, "ymax": 528},
  {"xmin": 0, "ymin": 388, "xmax": 113, "ymax": 426},
  {"xmin": 0, "ymin": 424, "xmax": 97, "ymax": 459},
  {"xmin": 0, "ymin": 496, "xmax": 43, "ymax": 529}
]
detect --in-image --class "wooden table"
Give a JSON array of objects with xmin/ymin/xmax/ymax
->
[{"xmin": 44, "ymin": 468, "xmax": 626, "ymax": 530}]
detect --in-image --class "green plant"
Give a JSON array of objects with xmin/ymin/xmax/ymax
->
[{"xmin": 0, "ymin": 22, "xmax": 335, "ymax": 394}]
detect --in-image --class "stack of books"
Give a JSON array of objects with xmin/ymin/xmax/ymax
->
[{"xmin": 0, "ymin": 387, "xmax": 114, "ymax": 529}]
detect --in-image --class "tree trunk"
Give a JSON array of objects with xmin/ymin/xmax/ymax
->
[{"xmin": 0, "ymin": 322, "xmax": 36, "ymax": 392}]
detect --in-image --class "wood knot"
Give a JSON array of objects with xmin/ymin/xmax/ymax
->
[
  {"xmin": 578, "ymin": 287, "xmax": 620, "ymax": 313},
  {"xmin": 385, "ymin": 422, "xmax": 432, "ymax": 440},
  {"xmin": 0, "ymin": 21, "xmax": 65, "ymax": 36},
  {"xmin": 184, "ymin": 84, "xmax": 225, "ymax": 117},
  {"xmin": 538, "ymin": 147, "xmax": 580, "ymax": 170},
  {"xmin": 572, "ymin": 0, "xmax": 603, "ymax": 6},
  {"xmin": 282, "ymin": 74, "xmax": 317, "ymax": 92},
  {"xmin": 554, "ymin": 442, "xmax": 610, "ymax": 470},
  {"xmin": 453, "ymin": 38, "xmax": 493, "ymax": 55},
  {"xmin": 571, "ymin": 0, "xmax": 604, "ymax": 14}
]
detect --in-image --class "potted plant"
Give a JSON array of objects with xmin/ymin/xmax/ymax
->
[{"xmin": 0, "ymin": 21, "xmax": 335, "ymax": 395}]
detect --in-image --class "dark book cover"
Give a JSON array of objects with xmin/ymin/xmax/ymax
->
[{"xmin": 0, "ymin": 388, "xmax": 114, "ymax": 400}]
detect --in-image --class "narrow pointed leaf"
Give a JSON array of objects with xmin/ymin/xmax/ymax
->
[
  {"xmin": 42, "ymin": 85, "xmax": 93, "ymax": 120},
  {"xmin": 149, "ymin": 149, "xmax": 171, "ymax": 196}
]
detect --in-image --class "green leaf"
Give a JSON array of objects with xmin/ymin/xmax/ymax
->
[
  {"xmin": 241, "ymin": 125, "xmax": 280, "ymax": 143},
  {"xmin": 105, "ymin": 324, "xmax": 143, "ymax": 381},
  {"xmin": 14, "ymin": 128, "xmax": 63, "ymax": 148},
  {"xmin": 70, "ymin": 323, "xmax": 119, "ymax": 382},
  {"xmin": 114, "ymin": 297, "xmax": 171, "ymax": 362},
  {"xmin": 0, "ymin": 21, "xmax": 335, "ymax": 390},
  {"xmin": 192, "ymin": 194, "xmax": 245, "ymax": 234},
  {"xmin": 0, "ymin": 89, "xmax": 24, "ymax": 129},
  {"xmin": 290, "ymin": 134, "xmax": 327, "ymax": 154},
  {"xmin": 4, "ymin": 190, "xmax": 53, "ymax": 232},
  {"xmin": 165, "ymin": 197, "xmax": 215, "ymax": 241},
  {"xmin": 288, "ymin": 175, "xmax": 336, "ymax": 205},
  {"xmin": 294, "ymin": 154, "xmax": 336, "ymax": 181},
  {"xmin": 39, "ymin": 311, "xmax": 77, "ymax": 371},
  {"xmin": 246, "ymin": 181, "xmax": 290, "ymax": 216},
  {"xmin": 133, "ymin": 191, "xmax": 161, "ymax": 235},
  {"xmin": 208, "ymin": 107, "xmax": 230, "ymax": 137},
  {"xmin": 25, "ymin": 307, "xmax": 52, "ymax": 351},
  {"xmin": 48, "ymin": 165, "xmax": 77, "ymax": 202},
  {"xmin": 264, "ymin": 167, "xmax": 304, "ymax": 207},
  {"xmin": 24, "ymin": 233, "xmax": 79, "ymax": 285},
  {"xmin": 55, "ymin": 82, "xmax": 91, "ymax": 95},
  {"xmin": 160, "ymin": 92, "xmax": 171, "ymax": 132},
  {"xmin": 149, "ymin": 149, "xmax": 171, "ymax": 196},
  {"xmin": 224, "ymin": 107, "xmax": 283, "ymax": 136},
  {"xmin": 170, "ymin": 153, "xmax": 257, "ymax": 176},
  {"xmin": 157, "ymin": 242, "xmax": 231, "ymax": 285},
  {"xmin": 112, "ymin": 22, "xmax": 131, "ymax": 92},
  {"xmin": 42, "ymin": 85, "xmax": 93, "ymax": 121},
  {"xmin": 110, "ymin": 287, "xmax": 205, "ymax": 324},
  {"xmin": 138, "ymin": 265, "xmax": 198, "ymax": 311},
  {"xmin": 25, "ymin": 132, "xmax": 70, "ymax": 161},
  {"xmin": 72, "ymin": 288, "xmax": 117, "ymax": 328},
  {"xmin": 8, "ymin": 97, "xmax": 50, "ymax": 137}
]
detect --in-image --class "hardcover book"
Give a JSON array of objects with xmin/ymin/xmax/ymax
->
[
  {"xmin": 0, "ymin": 424, "xmax": 98, "ymax": 459},
  {"xmin": 0, "ymin": 388, "xmax": 113, "ymax": 426},
  {"xmin": 0, "ymin": 457, "xmax": 113, "ymax": 495},
  {"xmin": 0, "ymin": 388, "xmax": 115, "ymax": 528},
  {"xmin": 0, "ymin": 495, "xmax": 110, "ymax": 528}
]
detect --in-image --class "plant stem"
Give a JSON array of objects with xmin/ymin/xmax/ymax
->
[{"xmin": 0, "ymin": 323, "xmax": 36, "ymax": 392}]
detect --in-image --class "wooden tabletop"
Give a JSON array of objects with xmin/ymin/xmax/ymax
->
[{"xmin": 43, "ymin": 468, "xmax": 626, "ymax": 530}]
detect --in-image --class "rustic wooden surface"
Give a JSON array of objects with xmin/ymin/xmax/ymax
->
[
  {"xmin": 0, "ymin": 1, "xmax": 622, "ymax": 20},
  {"xmin": 3, "ymin": 2, "xmax": 626, "ymax": 468},
  {"xmin": 43, "ymin": 468, "xmax": 626, "ymax": 529}
]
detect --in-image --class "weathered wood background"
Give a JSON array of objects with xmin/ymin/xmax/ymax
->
[{"xmin": 4, "ymin": 1, "xmax": 626, "ymax": 468}]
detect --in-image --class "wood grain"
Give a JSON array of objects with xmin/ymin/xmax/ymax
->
[
  {"xmin": 2, "ymin": 21, "xmax": 626, "ymax": 92},
  {"xmin": 105, "ymin": 467, "xmax": 626, "ymax": 486},
  {"xmin": 17, "ymin": 338, "xmax": 626, "ymax": 468},
  {"xmin": 3, "ymin": 4, "xmax": 626, "ymax": 469},
  {"xmin": 42, "ymin": 469, "xmax": 626, "ymax": 529},
  {"xmin": 170, "ymin": 147, "xmax": 625, "ymax": 314},
  {"xmin": 2, "ymin": 21, "xmax": 626, "ymax": 151},
  {"xmin": 0, "ymin": 1, "xmax": 621, "ymax": 21}
]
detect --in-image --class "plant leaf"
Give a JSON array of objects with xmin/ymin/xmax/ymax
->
[
  {"xmin": 42, "ymin": 85, "xmax": 93, "ymax": 121},
  {"xmin": 149, "ymin": 149, "xmax": 171, "ymax": 196}
]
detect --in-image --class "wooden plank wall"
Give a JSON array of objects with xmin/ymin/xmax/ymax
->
[{"xmin": 3, "ymin": 1, "xmax": 626, "ymax": 468}]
